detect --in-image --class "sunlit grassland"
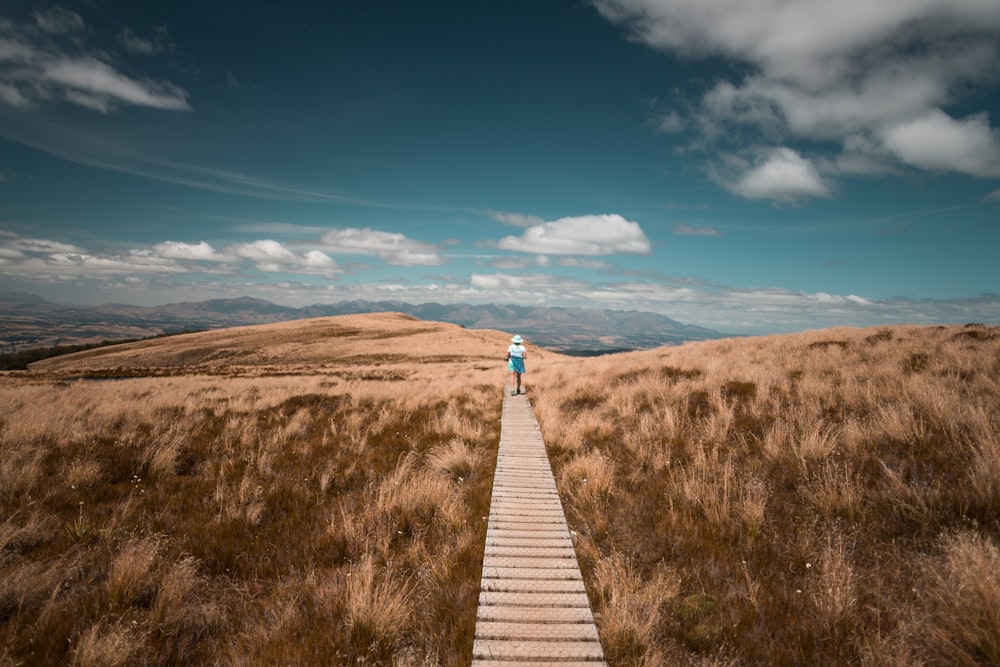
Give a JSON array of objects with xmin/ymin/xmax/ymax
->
[
  {"xmin": 0, "ymin": 314, "xmax": 542, "ymax": 665},
  {"xmin": 532, "ymin": 323, "xmax": 1000, "ymax": 666},
  {"xmin": 4, "ymin": 314, "xmax": 999, "ymax": 666}
]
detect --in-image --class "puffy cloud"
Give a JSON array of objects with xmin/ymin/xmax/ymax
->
[
  {"xmin": 881, "ymin": 110, "xmax": 1000, "ymax": 178},
  {"xmin": 225, "ymin": 239, "xmax": 340, "ymax": 276},
  {"xmin": 498, "ymin": 214, "xmax": 651, "ymax": 255},
  {"xmin": 0, "ymin": 14, "xmax": 190, "ymax": 113},
  {"xmin": 592, "ymin": 0, "xmax": 1000, "ymax": 188},
  {"xmin": 592, "ymin": 0, "xmax": 1000, "ymax": 87},
  {"xmin": 319, "ymin": 227, "xmax": 442, "ymax": 266},
  {"xmin": 230, "ymin": 239, "xmax": 297, "ymax": 263},
  {"xmin": 722, "ymin": 147, "xmax": 831, "ymax": 203},
  {"xmin": 14, "ymin": 250, "xmax": 185, "ymax": 277},
  {"xmin": 301, "ymin": 250, "xmax": 338, "ymax": 269},
  {"xmin": 153, "ymin": 241, "xmax": 228, "ymax": 262},
  {"xmin": 0, "ymin": 233, "xmax": 342, "ymax": 281}
]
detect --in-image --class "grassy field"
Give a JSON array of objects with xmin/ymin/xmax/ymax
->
[
  {"xmin": 0, "ymin": 314, "xmax": 551, "ymax": 665},
  {"xmin": 531, "ymin": 323, "xmax": 1000, "ymax": 665},
  {"xmin": 2, "ymin": 315, "xmax": 998, "ymax": 665}
]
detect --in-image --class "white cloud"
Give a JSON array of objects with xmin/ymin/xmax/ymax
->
[
  {"xmin": 230, "ymin": 239, "xmax": 296, "ymax": 263},
  {"xmin": 0, "ymin": 234, "xmax": 341, "ymax": 280},
  {"xmin": 10, "ymin": 237, "xmax": 82, "ymax": 253},
  {"xmin": 37, "ymin": 250, "xmax": 184, "ymax": 276},
  {"xmin": 881, "ymin": 110, "xmax": 1000, "ymax": 178},
  {"xmin": 5, "ymin": 232, "xmax": 997, "ymax": 333},
  {"xmin": 301, "ymin": 250, "xmax": 338, "ymax": 269},
  {"xmin": 985, "ymin": 190, "xmax": 1000, "ymax": 203},
  {"xmin": 593, "ymin": 0, "xmax": 1000, "ymax": 187},
  {"xmin": 486, "ymin": 211, "xmax": 545, "ymax": 227},
  {"xmin": 42, "ymin": 57, "xmax": 190, "ymax": 112},
  {"xmin": 319, "ymin": 227, "xmax": 442, "ymax": 266},
  {"xmin": 470, "ymin": 272, "xmax": 589, "ymax": 294},
  {"xmin": 173, "ymin": 239, "xmax": 339, "ymax": 277},
  {"xmin": 0, "ymin": 15, "xmax": 190, "ymax": 113},
  {"xmin": 498, "ymin": 214, "xmax": 651, "ymax": 255},
  {"xmin": 723, "ymin": 147, "xmax": 831, "ymax": 203},
  {"xmin": 153, "ymin": 240, "xmax": 228, "ymax": 262}
]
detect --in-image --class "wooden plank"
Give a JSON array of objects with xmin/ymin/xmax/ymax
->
[{"xmin": 472, "ymin": 393, "xmax": 606, "ymax": 665}]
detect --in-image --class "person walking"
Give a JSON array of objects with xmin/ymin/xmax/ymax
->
[{"xmin": 505, "ymin": 335, "xmax": 527, "ymax": 395}]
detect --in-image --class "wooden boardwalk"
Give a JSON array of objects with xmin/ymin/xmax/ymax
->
[{"xmin": 472, "ymin": 392, "xmax": 607, "ymax": 665}]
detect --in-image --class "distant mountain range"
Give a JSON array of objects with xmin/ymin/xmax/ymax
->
[{"xmin": 0, "ymin": 292, "xmax": 726, "ymax": 353}]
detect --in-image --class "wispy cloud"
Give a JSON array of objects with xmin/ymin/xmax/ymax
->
[
  {"xmin": 593, "ymin": 0, "xmax": 1000, "ymax": 199},
  {"xmin": 0, "ymin": 233, "xmax": 341, "ymax": 280},
  {"xmin": 486, "ymin": 255, "xmax": 553, "ymax": 270},
  {"xmin": 0, "ymin": 9, "xmax": 190, "ymax": 113},
  {"xmin": 673, "ymin": 223, "xmax": 720, "ymax": 237},
  {"xmin": 498, "ymin": 214, "xmax": 651, "ymax": 255},
  {"xmin": 557, "ymin": 257, "xmax": 615, "ymax": 269},
  {"xmin": 486, "ymin": 211, "xmax": 544, "ymax": 227},
  {"xmin": 318, "ymin": 228, "xmax": 442, "ymax": 266},
  {"xmin": 0, "ymin": 125, "xmax": 439, "ymax": 207},
  {"xmin": 32, "ymin": 7, "xmax": 84, "ymax": 34}
]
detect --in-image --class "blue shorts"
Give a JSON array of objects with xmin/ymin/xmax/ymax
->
[{"xmin": 509, "ymin": 356, "xmax": 525, "ymax": 374}]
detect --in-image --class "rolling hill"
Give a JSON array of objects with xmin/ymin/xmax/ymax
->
[{"xmin": 0, "ymin": 293, "xmax": 725, "ymax": 353}]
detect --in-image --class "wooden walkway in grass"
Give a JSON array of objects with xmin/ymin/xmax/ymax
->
[{"xmin": 472, "ymin": 391, "xmax": 607, "ymax": 665}]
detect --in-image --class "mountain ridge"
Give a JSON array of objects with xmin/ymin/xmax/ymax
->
[{"xmin": 0, "ymin": 293, "xmax": 727, "ymax": 352}]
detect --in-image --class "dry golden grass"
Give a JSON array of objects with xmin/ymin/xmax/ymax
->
[
  {"xmin": 0, "ymin": 313, "xmax": 530, "ymax": 665},
  {"xmin": 532, "ymin": 323, "xmax": 1000, "ymax": 665},
  {"xmin": 3, "ymin": 315, "xmax": 999, "ymax": 665}
]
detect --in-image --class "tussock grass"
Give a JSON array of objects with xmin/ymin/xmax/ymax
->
[
  {"xmin": 532, "ymin": 324, "xmax": 1000, "ymax": 665},
  {"xmin": 0, "ymin": 314, "xmax": 514, "ymax": 665},
  {"xmin": 6, "ymin": 315, "xmax": 999, "ymax": 665}
]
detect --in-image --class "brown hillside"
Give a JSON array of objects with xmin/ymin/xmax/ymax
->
[
  {"xmin": 4, "ymin": 319, "xmax": 999, "ymax": 665},
  {"xmin": 530, "ymin": 322, "xmax": 1000, "ymax": 665},
  {"xmin": 2, "ymin": 312, "xmax": 550, "ymax": 665},
  {"xmin": 29, "ymin": 312, "xmax": 559, "ymax": 380}
]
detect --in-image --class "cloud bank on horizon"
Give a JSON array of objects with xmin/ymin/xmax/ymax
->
[{"xmin": 1, "ymin": 1, "xmax": 999, "ymax": 335}]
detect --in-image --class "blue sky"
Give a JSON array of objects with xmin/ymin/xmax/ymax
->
[{"xmin": 1, "ymin": 0, "xmax": 999, "ymax": 334}]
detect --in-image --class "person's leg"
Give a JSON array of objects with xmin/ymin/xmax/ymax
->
[
  {"xmin": 515, "ymin": 372, "xmax": 522, "ymax": 393},
  {"xmin": 509, "ymin": 370, "xmax": 517, "ymax": 394}
]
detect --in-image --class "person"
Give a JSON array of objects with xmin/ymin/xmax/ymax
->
[{"xmin": 505, "ymin": 335, "xmax": 527, "ymax": 395}]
